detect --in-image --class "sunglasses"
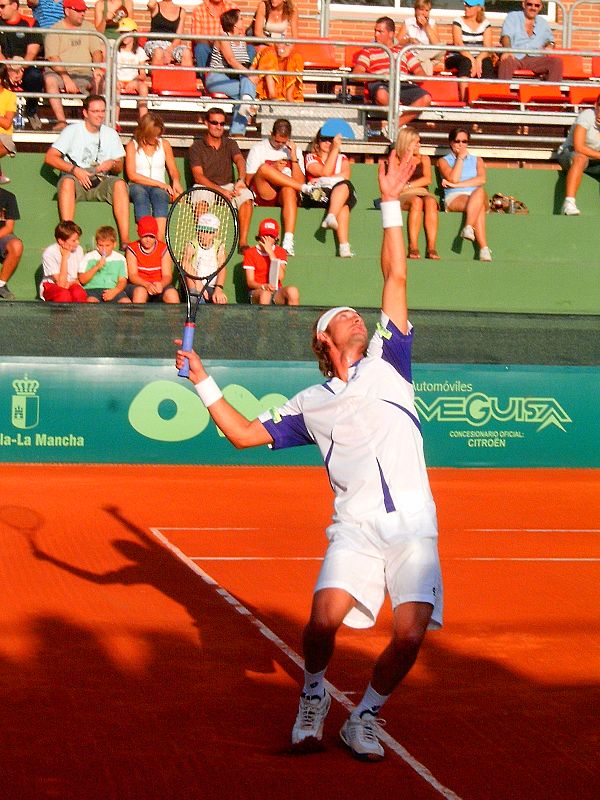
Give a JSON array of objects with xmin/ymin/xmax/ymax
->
[
  {"xmin": 453, "ymin": 138, "xmax": 469, "ymax": 143},
  {"xmin": 525, "ymin": 2, "xmax": 542, "ymax": 7},
  {"xmin": 207, "ymin": 119, "xmax": 225, "ymax": 126}
]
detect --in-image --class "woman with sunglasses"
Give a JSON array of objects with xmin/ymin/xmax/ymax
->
[
  {"xmin": 304, "ymin": 129, "xmax": 356, "ymax": 258},
  {"xmin": 445, "ymin": 0, "xmax": 494, "ymax": 102},
  {"xmin": 438, "ymin": 126, "xmax": 491, "ymax": 261}
]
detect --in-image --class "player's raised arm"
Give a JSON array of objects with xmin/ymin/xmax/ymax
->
[
  {"xmin": 175, "ymin": 341, "xmax": 274, "ymax": 449},
  {"xmin": 378, "ymin": 149, "xmax": 415, "ymax": 335}
]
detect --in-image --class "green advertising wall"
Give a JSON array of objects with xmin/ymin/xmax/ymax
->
[{"xmin": 1, "ymin": 358, "xmax": 598, "ymax": 467}]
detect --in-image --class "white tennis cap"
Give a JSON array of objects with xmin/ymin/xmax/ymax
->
[
  {"xmin": 316, "ymin": 306, "xmax": 357, "ymax": 334},
  {"xmin": 197, "ymin": 213, "xmax": 220, "ymax": 232}
]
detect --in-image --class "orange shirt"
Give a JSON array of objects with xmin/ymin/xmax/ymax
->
[{"xmin": 191, "ymin": 0, "xmax": 235, "ymax": 36}]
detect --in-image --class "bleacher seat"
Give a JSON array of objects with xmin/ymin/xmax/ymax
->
[
  {"xmin": 292, "ymin": 41, "xmax": 338, "ymax": 70},
  {"xmin": 419, "ymin": 79, "xmax": 464, "ymax": 107},
  {"xmin": 559, "ymin": 52, "xmax": 588, "ymax": 80},
  {"xmin": 151, "ymin": 68, "xmax": 201, "ymax": 97},
  {"xmin": 569, "ymin": 85, "xmax": 600, "ymax": 107},
  {"xmin": 467, "ymin": 82, "xmax": 518, "ymax": 108},
  {"xmin": 519, "ymin": 84, "xmax": 566, "ymax": 109},
  {"xmin": 592, "ymin": 56, "xmax": 600, "ymax": 77}
]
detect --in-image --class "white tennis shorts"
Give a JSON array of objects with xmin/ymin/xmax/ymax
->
[{"xmin": 314, "ymin": 519, "xmax": 443, "ymax": 630}]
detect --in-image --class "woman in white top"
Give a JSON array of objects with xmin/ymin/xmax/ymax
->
[
  {"xmin": 125, "ymin": 112, "xmax": 183, "ymax": 240},
  {"xmin": 444, "ymin": 0, "xmax": 494, "ymax": 101},
  {"xmin": 252, "ymin": 0, "xmax": 298, "ymax": 40},
  {"xmin": 397, "ymin": 0, "xmax": 444, "ymax": 76}
]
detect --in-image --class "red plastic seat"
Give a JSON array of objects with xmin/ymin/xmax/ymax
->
[
  {"xmin": 151, "ymin": 68, "xmax": 201, "ymax": 96},
  {"xmin": 559, "ymin": 53, "xmax": 588, "ymax": 80},
  {"xmin": 291, "ymin": 41, "xmax": 338, "ymax": 70},
  {"xmin": 419, "ymin": 79, "xmax": 464, "ymax": 106},
  {"xmin": 519, "ymin": 83, "xmax": 565, "ymax": 107},
  {"xmin": 569, "ymin": 85, "xmax": 600, "ymax": 106},
  {"xmin": 592, "ymin": 56, "xmax": 600, "ymax": 77},
  {"xmin": 467, "ymin": 82, "xmax": 518, "ymax": 106}
]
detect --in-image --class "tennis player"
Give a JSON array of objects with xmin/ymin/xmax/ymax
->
[{"xmin": 175, "ymin": 149, "xmax": 443, "ymax": 761}]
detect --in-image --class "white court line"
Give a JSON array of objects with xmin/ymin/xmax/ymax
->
[
  {"xmin": 466, "ymin": 528, "xmax": 600, "ymax": 533},
  {"xmin": 150, "ymin": 527, "xmax": 463, "ymax": 800}
]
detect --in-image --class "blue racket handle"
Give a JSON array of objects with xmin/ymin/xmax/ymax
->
[{"xmin": 178, "ymin": 322, "xmax": 196, "ymax": 378}]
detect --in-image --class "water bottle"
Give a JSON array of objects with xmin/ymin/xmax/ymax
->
[{"xmin": 13, "ymin": 98, "xmax": 25, "ymax": 130}]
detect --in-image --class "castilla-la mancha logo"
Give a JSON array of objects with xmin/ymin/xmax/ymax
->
[{"xmin": 11, "ymin": 375, "xmax": 40, "ymax": 430}]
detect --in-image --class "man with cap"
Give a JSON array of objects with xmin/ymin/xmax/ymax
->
[
  {"xmin": 43, "ymin": 0, "xmax": 105, "ymax": 131},
  {"xmin": 126, "ymin": 215, "xmax": 179, "ymax": 303},
  {"xmin": 243, "ymin": 218, "xmax": 299, "ymax": 305},
  {"xmin": 175, "ymin": 148, "xmax": 443, "ymax": 762},
  {"xmin": 499, "ymin": 0, "xmax": 562, "ymax": 82},
  {"xmin": 182, "ymin": 211, "xmax": 228, "ymax": 304},
  {"xmin": 188, "ymin": 106, "xmax": 254, "ymax": 254}
]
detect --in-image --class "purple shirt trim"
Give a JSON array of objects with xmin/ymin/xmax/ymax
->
[
  {"xmin": 376, "ymin": 458, "xmax": 396, "ymax": 513},
  {"xmin": 262, "ymin": 413, "xmax": 313, "ymax": 450},
  {"xmin": 382, "ymin": 399, "xmax": 422, "ymax": 434},
  {"xmin": 380, "ymin": 317, "xmax": 413, "ymax": 383}
]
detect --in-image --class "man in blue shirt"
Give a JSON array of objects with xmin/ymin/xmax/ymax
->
[{"xmin": 498, "ymin": 0, "xmax": 562, "ymax": 82}]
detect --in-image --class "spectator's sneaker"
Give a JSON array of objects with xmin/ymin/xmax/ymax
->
[
  {"xmin": 291, "ymin": 692, "xmax": 331, "ymax": 747},
  {"xmin": 340, "ymin": 711, "xmax": 385, "ymax": 761},
  {"xmin": 460, "ymin": 224, "xmax": 475, "ymax": 241},
  {"xmin": 0, "ymin": 284, "xmax": 15, "ymax": 300},
  {"xmin": 237, "ymin": 103, "xmax": 257, "ymax": 121},
  {"xmin": 282, "ymin": 234, "xmax": 295, "ymax": 256},
  {"xmin": 322, "ymin": 214, "xmax": 338, "ymax": 231},
  {"xmin": 338, "ymin": 243, "xmax": 354, "ymax": 258},
  {"xmin": 479, "ymin": 246, "xmax": 492, "ymax": 262},
  {"xmin": 27, "ymin": 112, "xmax": 42, "ymax": 131},
  {"xmin": 561, "ymin": 198, "xmax": 580, "ymax": 216},
  {"xmin": 300, "ymin": 184, "xmax": 327, "ymax": 203}
]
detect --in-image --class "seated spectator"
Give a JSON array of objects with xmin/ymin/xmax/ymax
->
[
  {"xmin": 40, "ymin": 220, "xmax": 88, "ymax": 302},
  {"xmin": 80, "ymin": 224, "xmax": 131, "ymax": 302},
  {"xmin": 304, "ymin": 128, "xmax": 356, "ymax": 258},
  {"xmin": 245, "ymin": 118, "xmax": 323, "ymax": 256},
  {"xmin": 205, "ymin": 8, "xmax": 258, "ymax": 137},
  {"xmin": 243, "ymin": 217, "xmax": 298, "ymax": 305},
  {"xmin": 0, "ymin": 0, "xmax": 44, "ymax": 130},
  {"xmin": 254, "ymin": 36, "xmax": 303, "ymax": 102},
  {"xmin": 182, "ymin": 211, "xmax": 228, "ymax": 304},
  {"xmin": 191, "ymin": 0, "xmax": 234, "ymax": 71},
  {"xmin": 445, "ymin": 0, "xmax": 494, "ymax": 102},
  {"xmin": 188, "ymin": 106, "xmax": 254, "ymax": 251},
  {"xmin": 44, "ymin": 0, "xmax": 105, "ymax": 131},
  {"xmin": 353, "ymin": 16, "xmax": 431, "ymax": 129},
  {"xmin": 26, "ymin": 0, "xmax": 64, "ymax": 28},
  {"xmin": 145, "ymin": 0, "xmax": 193, "ymax": 68},
  {"xmin": 0, "ymin": 183, "xmax": 23, "ymax": 299},
  {"xmin": 115, "ymin": 17, "xmax": 149, "ymax": 121},
  {"xmin": 557, "ymin": 96, "xmax": 600, "ymax": 216},
  {"xmin": 125, "ymin": 112, "xmax": 183, "ymax": 241},
  {"xmin": 126, "ymin": 215, "xmax": 179, "ymax": 303},
  {"xmin": 0, "ymin": 64, "xmax": 17, "ymax": 184},
  {"xmin": 44, "ymin": 94, "xmax": 130, "ymax": 250},
  {"xmin": 438, "ymin": 126, "xmax": 491, "ymax": 261},
  {"xmin": 252, "ymin": 0, "xmax": 298, "ymax": 41},
  {"xmin": 394, "ymin": 125, "xmax": 439, "ymax": 259},
  {"xmin": 397, "ymin": 0, "xmax": 444, "ymax": 77},
  {"xmin": 94, "ymin": 0, "xmax": 133, "ymax": 39},
  {"xmin": 498, "ymin": 0, "xmax": 562, "ymax": 83}
]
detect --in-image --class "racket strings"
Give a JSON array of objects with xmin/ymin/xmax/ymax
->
[{"xmin": 170, "ymin": 193, "xmax": 235, "ymax": 283}]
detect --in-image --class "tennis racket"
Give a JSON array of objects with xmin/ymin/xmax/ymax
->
[{"xmin": 166, "ymin": 187, "xmax": 239, "ymax": 377}]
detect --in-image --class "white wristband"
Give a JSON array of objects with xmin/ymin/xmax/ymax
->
[
  {"xmin": 380, "ymin": 200, "xmax": 403, "ymax": 229},
  {"xmin": 194, "ymin": 375, "xmax": 223, "ymax": 407}
]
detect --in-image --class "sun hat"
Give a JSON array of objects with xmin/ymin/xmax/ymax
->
[{"xmin": 197, "ymin": 212, "xmax": 220, "ymax": 232}]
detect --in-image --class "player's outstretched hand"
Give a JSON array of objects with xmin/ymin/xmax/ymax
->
[
  {"xmin": 378, "ymin": 148, "xmax": 416, "ymax": 202},
  {"xmin": 175, "ymin": 339, "xmax": 207, "ymax": 385}
]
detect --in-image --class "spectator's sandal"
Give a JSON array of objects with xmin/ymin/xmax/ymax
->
[
  {"xmin": 426, "ymin": 249, "xmax": 441, "ymax": 260},
  {"xmin": 408, "ymin": 248, "xmax": 421, "ymax": 259}
]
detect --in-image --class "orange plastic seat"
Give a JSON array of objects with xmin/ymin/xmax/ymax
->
[
  {"xmin": 569, "ymin": 85, "xmax": 600, "ymax": 106},
  {"xmin": 467, "ymin": 82, "xmax": 517, "ymax": 106},
  {"xmin": 419, "ymin": 79, "xmax": 464, "ymax": 106},
  {"xmin": 592, "ymin": 56, "xmax": 600, "ymax": 77},
  {"xmin": 559, "ymin": 53, "xmax": 587, "ymax": 80},
  {"xmin": 291, "ymin": 41, "xmax": 338, "ymax": 70},
  {"xmin": 519, "ymin": 83, "xmax": 565, "ymax": 106},
  {"xmin": 151, "ymin": 68, "xmax": 201, "ymax": 97}
]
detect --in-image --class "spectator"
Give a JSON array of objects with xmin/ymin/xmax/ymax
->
[
  {"xmin": 397, "ymin": 0, "xmax": 444, "ymax": 76},
  {"xmin": 44, "ymin": 94, "xmax": 130, "ymax": 249},
  {"xmin": 243, "ymin": 217, "xmax": 298, "ymax": 305},
  {"xmin": 126, "ymin": 215, "xmax": 179, "ymax": 303},
  {"xmin": 204, "ymin": 8, "xmax": 258, "ymax": 137},
  {"xmin": 191, "ymin": 0, "xmax": 234, "ymax": 71},
  {"xmin": 40, "ymin": 219, "xmax": 88, "ymax": 302},
  {"xmin": 188, "ymin": 106, "xmax": 254, "ymax": 251},
  {"xmin": 0, "ymin": 0, "xmax": 44, "ymax": 130},
  {"xmin": 182, "ymin": 211, "xmax": 228, "ymax": 304},
  {"xmin": 115, "ymin": 17, "xmax": 149, "ymax": 121},
  {"xmin": 557, "ymin": 96, "xmax": 600, "ymax": 216},
  {"xmin": 394, "ymin": 125, "xmax": 439, "ymax": 259},
  {"xmin": 254, "ymin": 36, "xmax": 303, "ymax": 102},
  {"xmin": 0, "ymin": 183, "xmax": 23, "ymax": 299},
  {"xmin": 304, "ymin": 128, "xmax": 356, "ymax": 258},
  {"xmin": 125, "ymin": 111, "xmax": 182, "ymax": 241},
  {"xmin": 252, "ymin": 0, "xmax": 298, "ymax": 40},
  {"xmin": 353, "ymin": 17, "xmax": 431, "ymax": 129},
  {"xmin": 0, "ymin": 64, "xmax": 16, "ymax": 184},
  {"xmin": 93, "ymin": 0, "xmax": 133, "ymax": 39},
  {"xmin": 438, "ymin": 126, "xmax": 491, "ymax": 261},
  {"xmin": 245, "ymin": 118, "xmax": 324, "ymax": 256},
  {"xmin": 144, "ymin": 0, "xmax": 194, "ymax": 68},
  {"xmin": 44, "ymin": 0, "xmax": 105, "ymax": 131},
  {"xmin": 79, "ymin": 224, "xmax": 131, "ymax": 302},
  {"xmin": 26, "ymin": 0, "xmax": 64, "ymax": 29},
  {"xmin": 499, "ymin": 0, "xmax": 562, "ymax": 82},
  {"xmin": 445, "ymin": 0, "xmax": 494, "ymax": 102}
]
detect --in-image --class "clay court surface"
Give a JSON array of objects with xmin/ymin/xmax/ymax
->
[{"xmin": 1, "ymin": 464, "xmax": 599, "ymax": 800}]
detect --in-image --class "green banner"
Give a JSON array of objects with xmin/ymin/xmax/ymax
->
[{"xmin": 1, "ymin": 359, "xmax": 598, "ymax": 467}]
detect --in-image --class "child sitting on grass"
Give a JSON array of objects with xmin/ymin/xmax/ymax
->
[{"xmin": 80, "ymin": 224, "xmax": 131, "ymax": 303}]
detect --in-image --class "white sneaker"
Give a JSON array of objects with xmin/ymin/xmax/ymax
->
[
  {"xmin": 291, "ymin": 692, "xmax": 331, "ymax": 746},
  {"xmin": 322, "ymin": 213, "xmax": 338, "ymax": 231},
  {"xmin": 340, "ymin": 711, "xmax": 385, "ymax": 761},
  {"xmin": 479, "ymin": 246, "xmax": 492, "ymax": 262},
  {"xmin": 562, "ymin": 198, "xmax": 580, "ymax": 216},
  {"xmin": 338, "ymin": 243, "xmax": 354, "ymax": 258},
  {"xmin": 460, "ymin": 224, "xmax": 475, "ymax": 241},
  {"xmin": 282, "ymin": 234, "xmax": 295, "ymax": 256}
]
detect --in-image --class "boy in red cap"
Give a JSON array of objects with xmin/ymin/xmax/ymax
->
[
  {"xmin": 243, "ymin": 218, "xmax": 299, "ymax": 305},
  {"xmin": 126, "ymin": 215, "xmax": 179, "ymax": 303}
]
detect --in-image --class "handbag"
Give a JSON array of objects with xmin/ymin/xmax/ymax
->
[{"xmin": 489, "ymin": 193, "xmax": 529, "ymax": 214}]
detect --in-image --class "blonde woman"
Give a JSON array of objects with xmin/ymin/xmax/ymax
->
[
  {"xmin": 252, "ymin": 0, "xmax": 298, "ymax": 39},
  {"xmin": 397, "ymin": 0, "xmax": 444, "ymax": 76},
  {"xmin": 394, "ymin": 126, "xmax": 439, "ymax": 259},
  {"xmin": 444, "ymin": 0, "xmax": 494, "ymax": 102}
]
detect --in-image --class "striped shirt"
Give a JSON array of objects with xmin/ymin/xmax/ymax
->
[
  {"xmin": 210, "ymin": 38, "xmax": 251, "ymax": 69},
  {"xmin": 452, "ymin": 18, "xmax": 491, "ymax": 57},
  {"xmin": 354, "ymin": 45, "xmax": 421, "ymax": 76}
]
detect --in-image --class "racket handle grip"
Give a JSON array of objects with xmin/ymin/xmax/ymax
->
[{"xmin": 178, "ymin": 322, "xmax": 196, "ymax": 378}]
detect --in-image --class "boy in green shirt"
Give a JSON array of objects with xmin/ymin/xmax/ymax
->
[{"xmin": 80, "ymin": 225, "xmax": 131, "ymax": 303}]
